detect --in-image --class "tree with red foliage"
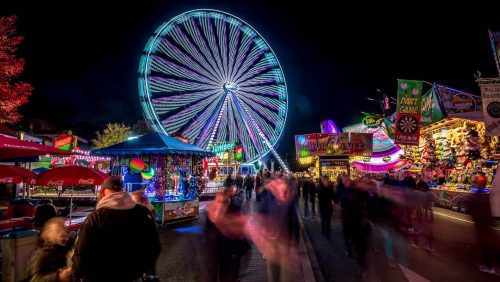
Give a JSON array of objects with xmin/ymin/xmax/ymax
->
[{"xmin": 0, "ymin": 15, "xmax": 32, "ymax": 124}]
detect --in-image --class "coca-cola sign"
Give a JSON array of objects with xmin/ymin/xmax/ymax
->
[
  {"xmin": 0, "ymin": 177, "xmax": 14, "ymax": 184},
  {"xmin": 78, "ymin": 178, "xmax": 95, "ymax": 185},
  {"xmin": 47, "ymin": 180, "xmax": 64, "ymax": 186}
]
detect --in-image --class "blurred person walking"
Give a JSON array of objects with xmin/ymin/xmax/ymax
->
[
  {"xmin": 235, "ymin": 172, "xmax": 244, "ymax": 191},
  {"xmin": 317, "ymin": 176, "xmax": 335, "ymax": 238},
  {"xmin": 414, "ymin": 179, "xmax": 434, "ymax": 252},
  {"xmin": 466, "ymin": 174, "xmax": 499, "ymax": 275},
  {"xmin": 204, "ymin": 187, "xmax": 250, "ymax": 282},
  {"xmin": 243, "ymin": 173, "xmax": 254, "ymax": 203},
  {"xmin": 72, "ymin": 176, "xmax": 160, "ymax": 281},
  {"xmin": 255, "ymin": 173, "xmax": 262, "ymax": 201},
  {"xmin": 302, "ymin": 177, "xmax": 310, "ymax": 218},
  {"xmin": 309, "ymin": 179, "xmax": 317, "ymax": 219},
  {"xmin": 340, "ymin": 178, "xmax": 369, "ymax": 269},
  {"xmin": 250, "ymin": 178, "xmax": 300, "ymax": 282},
  {"xmin": 28, "ymin": 217, "xmax": 74, "ymax": 282}
]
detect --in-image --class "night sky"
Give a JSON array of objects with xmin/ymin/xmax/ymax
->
[{"xmin": 3, "ymin": 1, "xmax": 500, "ymax": 161}]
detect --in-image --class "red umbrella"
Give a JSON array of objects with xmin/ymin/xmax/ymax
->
[
  {"xmin": 0, "ymin": 165, "xmax": 35, "ymax": 184},
  {"xmin": 35, "ymin": 166, "xmax": 109, "ymax": 186},
  {"xmin": 0, "ymin": 135, "xmax": 72, "ymax": 160}
]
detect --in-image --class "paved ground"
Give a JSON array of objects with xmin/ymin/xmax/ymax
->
[
  {"xmin": 156, "ymin": 196, "xmax": 306, "ymax": 282},
  {"xmin": 298, "ymin": 198, "xmax": 500, "ymax": 282}
]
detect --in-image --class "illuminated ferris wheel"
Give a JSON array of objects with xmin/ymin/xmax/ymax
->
[{"xmin": 139, "ymin": 9, "xmax": 288, "ymax": 170}]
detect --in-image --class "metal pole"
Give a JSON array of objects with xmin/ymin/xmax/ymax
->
[{"xmin": 69, "ymin": 188, "xmax": 73, "ymax": 226}]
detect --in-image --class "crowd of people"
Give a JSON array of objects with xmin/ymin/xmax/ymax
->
[
  {"xmin": 298, "ymin": 172, "xmax": 499, "ymax": 275},
  {"xmin": 25, "ymin": 168, "xmax": 499, "ymax": 281}
]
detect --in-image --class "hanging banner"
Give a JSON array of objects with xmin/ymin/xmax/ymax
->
[
  {"xmin": 479, "ymin": 82, "xmax": 500, "ymax": 136},
  {"xmin": 395, "ymin": 80, "xmax": 423, "ymax": 146},
  {"xmin": 295, "ymin": 133, "xmax": 373, "ymax": 157},
  {"xmin": 488, "ymin": 30, "xmax": 500, "ymax": 77},
  {"xmin": 421, "ymin": 88, "xmax": 445, "ymax": 126},
  {"xmin": 435, "ymin": 84, "xmax": 481, "ymax": 115}
]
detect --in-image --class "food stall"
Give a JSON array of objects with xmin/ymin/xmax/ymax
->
[{"xmin": 92, "ymin": 132, "xmax": 214, "ymax": 224}]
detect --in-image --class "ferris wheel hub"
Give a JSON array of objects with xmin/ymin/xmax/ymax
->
[{"xmin": 223, "ymin": 82, "xmax": 239, "ymax": 94}]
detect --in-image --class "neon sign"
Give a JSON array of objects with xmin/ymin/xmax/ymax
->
[
  {"xmin": 362, "ymin": 115, "xmax": 383, "ymax": 127},
  {"xmin": 54, "ymin": 135, "xmax": 73, "ymax": 151},
  {"xmin": 210, "ymin": 143, "xmax": 234, "ymax": 160}
]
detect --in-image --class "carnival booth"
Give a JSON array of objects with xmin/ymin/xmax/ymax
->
[
  {"xmin": 295, "ymin": 132, "xmax": 373, "ymax": 182},
  {"xmin": 399, "ymin": 83, "xmax": 499, "ymax": 210},
  {"xmin": 344, "ymin": 113, "xmax": 407, "ymax": 173},
  {"xmin": 92, "ymin": 132, "xmax": 214, "ymax": 224}
]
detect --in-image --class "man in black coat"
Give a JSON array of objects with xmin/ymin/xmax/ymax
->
[
  {"xmin": 243, "ymin": 173, "xmax": 254, "ymax": 202},
  {"xmin": 317, "ymin": 176, "xmax": 335, "ymax": 238},
  {"xmin": 72, "ymin": 176, "xmax": 160, "ymax": 282}
]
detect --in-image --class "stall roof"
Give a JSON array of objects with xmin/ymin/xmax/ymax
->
[
  {"xmin": 0, "ymin": 135, "xmax": 71, "ymax": 160},
  {"xmin": 91, "ymin": 132, "xmax": 215, "ymax": 157}
]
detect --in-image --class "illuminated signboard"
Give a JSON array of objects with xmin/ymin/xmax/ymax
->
[
  {"xmin": 362, "ymin": 115, "xmax": 383, "ymax": 127},
  {"xmin": 210, "ymin": 143, "xmax": 234, "ymax": 160},
  {"xmin": 294, "ymin": 133, "xmax": 373, "ymax": 158},
  {"xmin": 54, "ymin": 134, "xmax": 73, "ymax": 151}
]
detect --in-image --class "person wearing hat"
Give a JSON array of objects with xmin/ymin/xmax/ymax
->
[{"xmin": 72, "ymin": 176, "xmax": 161, "ymax": 281}]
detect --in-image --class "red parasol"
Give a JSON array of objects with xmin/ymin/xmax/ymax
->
[
  {"xmin": 35, "ymin": 166, "xmax": 109, "ymax": 186},
  {"xmin": 0, "ymin": 165, "xmax": 35, "ymax": 184},
  {"xmin": 0, "ymin": 135, "xmax": 72, "ymax": 160}
]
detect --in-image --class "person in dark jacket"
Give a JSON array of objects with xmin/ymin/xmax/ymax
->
[
  {"xmin": 317, "ymin": 176, "xmax": 334, "ymax": 238},
  {"xmin": 224, "ymin": 175, "xmax": 235, "ymax": 188},
  {"xmin": 28, "ymin": 217, "xmax": 73, "ymax": 282},
  {"xmin": 235, "ymin": 172, "xmax": 244, "ymax": 191},
  {"xmin": 466, "ymin": 174, "xmax": 498, "ymax": 274},
  {"xmin": 72, "ymin": 176, "xmax": 160, "ymax": 282},
  {"xmin": 253, "ymin": 178, "xmax": 299, "ymax": 282},
  {"xmin": 302, "ymin": 178, "xmax": 310, "ymax": 218},
  {"xmin": 34, "ymin": 199, "xmax": 57, "ymax": 228},
  {"xmin": 340, "ymin": 178, "xmax": 369, "ymax": 268},
  {"xmin": 204, "ymin": 187, "xmax": 250, "ymax": 282},
  {"xmin": 309, "ymin": 180, "xmax": 317, "ymax": 218},
  {"xmin": 243, "ymin": 173, "xmax": 254, "ymax": 202},
  {"xmin": 255, "ymin": 173, "xmax": 262, "ymax": 201}
]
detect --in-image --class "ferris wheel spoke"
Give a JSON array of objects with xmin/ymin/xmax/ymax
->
[
  {"xmin": 238, "ymin": 99, "xmax": 279, "ymax": 143},
  {"xmin": 169, "ymin": 26, "xmax": 224, "ymax": 85},
  {"xmin": 238, "ymin": 90, "xmax": 280, "ymax": 111},
  {"xmin": 238, "ymin": 97, "xmax": 280, "ymax": 128},
  {"xmin": 232, "ymin": 46, "xmax": 265, "ymax": 84},
  {"xmin": 214, "ymin": 103, "xmax": 229, "ymax": 145},
  {"xmin": 183, "ymin": 18, "xmax": 225, "ymax": 83},
  {"xmin": 227, "ymin": 22, "xmax": 241, "ymax": 83},
  {"xmin": 160, "ymin": 94, "xmax": 221, "ymax": 133},
  {"xmin": 238, "ymin": 71, "xmax": 283, "ymax": 88},
  {"xmin": 229, "ymin": 33, "xmax": 253, "ymax": 82},
  {"xmin": 235, "ymin": 66, "xmax": 275, "ymax": 87},
  {"xmin": 214, "ymin": 18, "xmax": 229, "ymax": 81},
  {"xmin": 182, "ymin": 95, "xmax": 223, "ymax": 144},
  {"xmin": 229, "ymin": 98, "xmax": 261, "ymax": 161},
  {"xmin": 150, "ymin": 55, "xmax": 219, "ymax": 86},
  {"xmin": 240, "ymin": 85, "xmax": 286, "ymax": 98},
  {"xmin": 199, "ymin": 17, "xmax": 226, "ymax": 82},
  {"xmin": 156, "ymin": 39, "xmax": 220, "ymax": 84},
  {"xmin": 148, "ymin": 76, "xmax": 218, "ymax": 93},
  {"xmin": 152, "ymin": 89, "xmax": 220, "ymax": 114}
]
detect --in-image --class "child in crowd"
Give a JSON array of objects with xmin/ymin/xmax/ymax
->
[{"xmin": 28, "ymin": 217, "xmax": 74, "ymax": 282}]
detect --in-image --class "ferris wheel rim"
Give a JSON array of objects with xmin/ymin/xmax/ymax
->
[{"xmin": 139, "ymin": 9, "xmax": 289, "ymax": 164}]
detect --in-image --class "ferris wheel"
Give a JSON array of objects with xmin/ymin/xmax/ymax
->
[{"xmin": 139, "ymin": 9, "xmax": 289, "ymax": 170}]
